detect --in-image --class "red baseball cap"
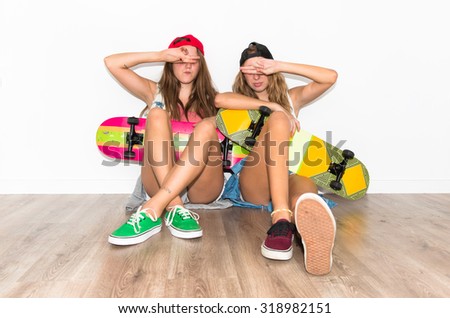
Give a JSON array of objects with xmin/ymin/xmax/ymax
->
[{"xmin": 168, "ymin": 34, "xmax": 204, "ymax": 56}]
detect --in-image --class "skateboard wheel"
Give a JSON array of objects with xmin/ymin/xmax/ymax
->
[
  {"xmin": 342, "ymin": 149, "xmax": 354, "ymax": 160},
  {"xmin": 330, "ymin": 180, "xmax": 342, "ymax": 191},
  {"xmin": 127, "ymin": 117, "xmax": 139, "ymax": 125},
  {"xmin": 259, "ymin": 106, "xmax": 272, "ymax": 116},
  {"xmin": 124, "ymin": 151, "xmax": 136, "ymax": 159},
  {"xmin": 245, "ymin": 137, "xmax": 256, "ymax": 147}
]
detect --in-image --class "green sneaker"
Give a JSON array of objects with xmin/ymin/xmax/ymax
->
[
  {"xmin": 164, "ymin": 205, "xmax": 202, "ymax": 239},
  {"xmin": 108, "ymin": 206, "xmax": 162, "ymax": 246}
]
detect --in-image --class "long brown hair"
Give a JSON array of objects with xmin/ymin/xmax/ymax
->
[
  {"xmin": 232, "ymin": 71, "xmax": 290, "ymax": 111},
  {"xmin": 159, "ymin": 51, "xmax": 217, "ymax": 121}
]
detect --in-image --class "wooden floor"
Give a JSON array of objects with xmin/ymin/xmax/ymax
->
[{"xmin": 0, "ymin": 193, "xmax": 449, "ymax": 298}]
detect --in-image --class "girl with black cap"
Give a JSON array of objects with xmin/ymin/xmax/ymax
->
[{"xmin": 215, "ymin": 42, "xmax": 338, "ymax": 275}]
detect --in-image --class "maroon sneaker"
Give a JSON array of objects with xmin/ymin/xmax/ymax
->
[{"xmin": 261, "ymin": 219, "xmax": 294, "ymax": 260}]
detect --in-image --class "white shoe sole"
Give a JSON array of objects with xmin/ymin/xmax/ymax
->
[
  {"xmin": 108, "ymin": 225, "xmax": 162, "ymax": 246},
  {"xmin": 166, "ymin": 225, "xmax": 203, "ymax": 239},
  {"xmin": 261, "ymin": 242, "xmax": 293, "ymax": 260},
  {"xmin": 295, "ymin": 193, "xmax": 336, "ymax": 275}
]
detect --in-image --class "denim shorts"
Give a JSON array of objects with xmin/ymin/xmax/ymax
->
[
  {"xmin": 220, "ymin": 158, "xmax": 337, "ymax": 211},
  {"xmin": 221, "ymin": 158, "xmax": 273, "ymax": 211}
]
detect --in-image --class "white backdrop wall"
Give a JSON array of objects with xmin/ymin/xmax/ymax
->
[{"xmin": 1, "ymin": 0, "xmax": 449, "ymax": 194}]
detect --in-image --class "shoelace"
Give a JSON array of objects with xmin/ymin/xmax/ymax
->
[
  {"xmin": 267, "ymin": 221, "xmax": 294, "ymax": 237},
  {"xmin": 127, "ymin": 206, "xmax": 158, "ymax": 234},
  {"xmin": 165, "ymin": 205, "xmax": 199, "ymax": 227}
]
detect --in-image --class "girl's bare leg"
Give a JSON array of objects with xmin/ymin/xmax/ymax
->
[
  {"xmin": 141, "ymin": 118, "xmax": 224, "ymax": 217},
  {"xmin": 239, "ymin": 111, "xmax": 292, "ymax": 222},
  {"xmin": 184, "ymin": 121, "xmax": 224, "ymax": 204},
  {"xmin": 141, "ymin": 108, "xmax": 184, "ymax": 207},
  {"xmin": 288, "ymin": 175, "xmax": 318, "ymax": 213}
]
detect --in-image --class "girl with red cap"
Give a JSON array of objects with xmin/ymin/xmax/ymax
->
[
  {"xmin": 215, "ymin": 42, "xmax": 338, "ymax": 275},
  {"xmin": 104, "ymin": 35, "xmax": 224, "ymax": 245}
]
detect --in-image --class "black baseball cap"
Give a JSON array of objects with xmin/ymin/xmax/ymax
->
[{"xmin": 239, "ymin": 42, "xmax": 274, "ymax": 66}]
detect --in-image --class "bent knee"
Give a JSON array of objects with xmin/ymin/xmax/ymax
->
[
  {"xmin": 267, "ymin": 111, "xmax": 290, "ymax": 127},
  {"xmin": 193, "ymin": 118, "xmax": 218, "ymax": 139},
  {"xmin": 145, "ymin": 108, "xmax": 172, "ymax": 133},
  {"xmin": 146, "ymin": 107, "xmax": 170, "ymax": 123},
  {"xmin": 289, "ymin": 175, "xmax": 318, "ymax": 193}
]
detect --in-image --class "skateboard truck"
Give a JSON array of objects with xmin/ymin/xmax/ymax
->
[
  {"xmin": 328, "ymin": 149, "xmax": 354, "ymax": 191},
  {"xmin": 124, "ymin": 117, "xmax": 144, "ymax": 159},
  {"xmin": 221, "ymin": 137, "xmax": 234, "ymax": 173},
  {"xmin": 244, "ymin": 106, "xmax": 272, "ymax": 147}
]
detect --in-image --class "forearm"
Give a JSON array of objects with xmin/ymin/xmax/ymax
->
[
  {"xmin": 275, "ymin": 61, "xmax": 338, "ymax": 85},
  {"xmin": 215, "ymin": 92, "xmax": 283, "ymax": 112},
  {"xmin": 104, "ymin": 51, "xmax": 165, "ymax": 70}
]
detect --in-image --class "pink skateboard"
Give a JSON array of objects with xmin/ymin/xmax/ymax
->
[{"xmin": 96, "ymin": 117, "xmax": 237, "ymax": 170}]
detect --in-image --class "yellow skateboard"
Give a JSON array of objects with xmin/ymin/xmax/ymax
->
[{"xmin": 216, "ymin": 107, "xmax": 370, "ymax": 200}]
